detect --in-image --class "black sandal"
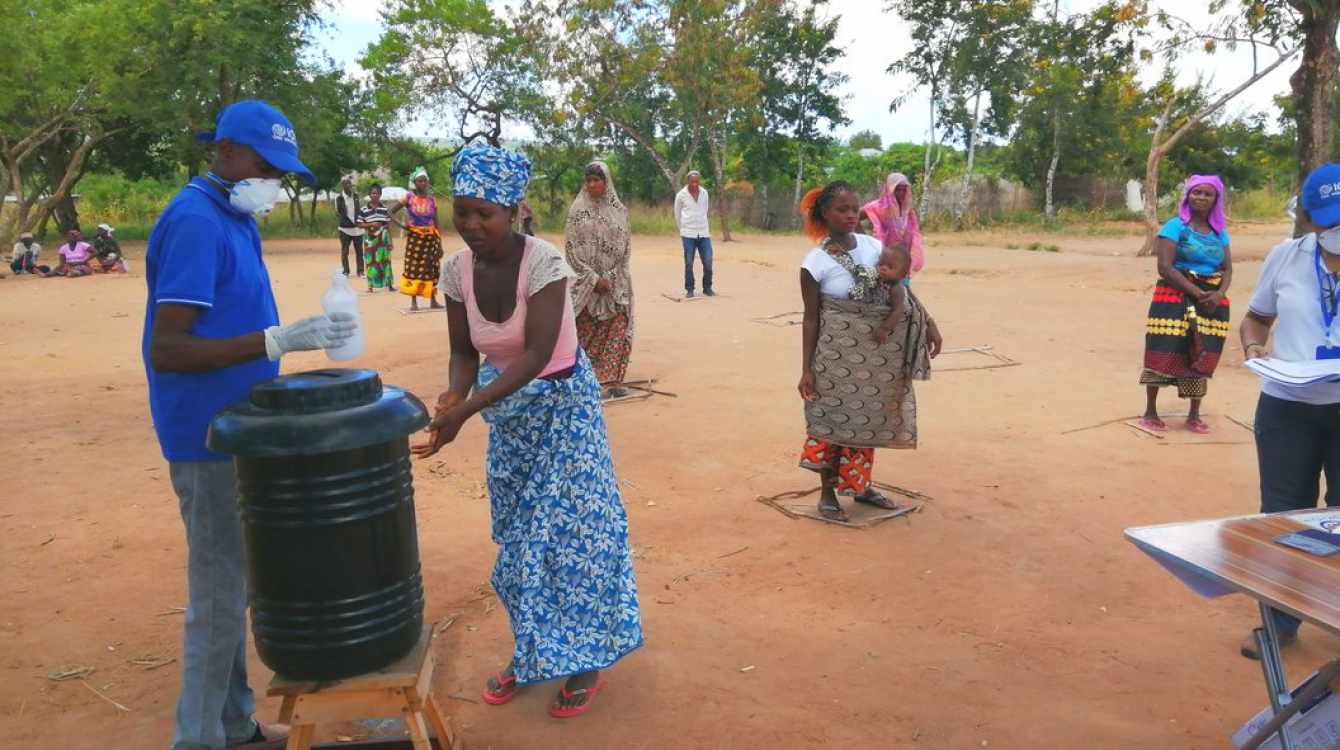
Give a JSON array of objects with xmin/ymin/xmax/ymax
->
[
  {"xmin": 817, "ymin": 500, "xmax": 849, "ymax": 522},
  {"xmin": 853, "ymin": 489, "xmax": 900, "ymax": 511}
]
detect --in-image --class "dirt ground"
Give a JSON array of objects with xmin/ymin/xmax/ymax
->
[{"xmin": 2, "ymin": 222, "xmax": 1337, "ymax": 750}]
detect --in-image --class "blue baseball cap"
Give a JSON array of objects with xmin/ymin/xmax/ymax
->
[
  {"xmin": 197, "ymin": 100, "xmax": 315, "ymax": 185},
  {"xmin": 1302, "ymin": 163, "xmax": 1340, "ymax": 227}
]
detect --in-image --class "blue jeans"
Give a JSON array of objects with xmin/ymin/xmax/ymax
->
[
  {"xmin": 169, "ymin": 461, "xmax": 257, "ymax": 750},
  {"xmin": 1253, "ymin": 393, "xmax": 1340, "ymax": 635},
  {"xmin": 682, "ymin": 236, "xmax": 713, "ymax": 292}
]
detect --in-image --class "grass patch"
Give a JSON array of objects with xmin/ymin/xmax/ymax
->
[{"xmin": 1231, "ymin": 187, "xmax": 1293, "ymax": 222}]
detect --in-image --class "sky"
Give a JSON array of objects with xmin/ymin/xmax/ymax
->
[{"xmin": 314, "ymin": 0, "xmax": 1299, "ymax": 147}]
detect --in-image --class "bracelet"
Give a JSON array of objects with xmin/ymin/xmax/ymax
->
[{"xmin": 1244, "ymin": 342, "xmax": 1264, "ymax": 350}]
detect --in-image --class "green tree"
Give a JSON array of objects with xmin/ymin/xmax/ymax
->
[
  {"xmin": 888, "ymin": 0, "xmax": 1035, "ymax": 228},
  {"xmin": 1012, "ymin": 1, "xmax": 1136, "ymax": 216},
  {"xmin": 847, "ymin": 130, "xmax": 883, "ymax": 151},
  {"xmin": 1231, "ymin": 0, "xmax": 1340, "ymax": 232},
  {"xmin": 0, "ymin": 0, "xmax": 334, "ymax": 236},
  {"xmin": 361, "ymin": 0, "xmax": 544, "ymax": 152},
  {"xmin": 1128, "ymin": 2, "xmax": 1300, "ymax": 253},
  {"xmin": 733, "ymin": 0, "xmax": 848, "ymax": 228}
]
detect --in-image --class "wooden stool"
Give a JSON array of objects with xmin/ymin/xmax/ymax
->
[{"xmin": 266, "ymin": 626, "xmax": 459, "ymax": 750}]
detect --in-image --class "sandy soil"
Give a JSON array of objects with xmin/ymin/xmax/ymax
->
[{"xmin": 2, "ymin": 222, "xmax": 1337, "ymax": 750}]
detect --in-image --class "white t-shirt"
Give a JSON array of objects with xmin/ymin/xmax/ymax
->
[
  {"xmin": 1248, "ymin": 234, "xmax": 1340, "ymax": 404},
  {"xmin": 800, "ymin": 234, "xmax": 882, "ymax": 298}
]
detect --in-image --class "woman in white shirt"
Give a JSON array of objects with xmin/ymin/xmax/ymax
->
[
  {"xmin": 1238, "ymin": 162, "xmax": 1340, "ymax": 659},
  {"xmin": 797, "ymin": 181, "xmax": 942, "ymax": 522}
]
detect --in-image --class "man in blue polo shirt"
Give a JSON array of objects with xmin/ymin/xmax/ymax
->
[{"xmin": 143, "ymin": 100, "xmax": 355, "ymax": 750}]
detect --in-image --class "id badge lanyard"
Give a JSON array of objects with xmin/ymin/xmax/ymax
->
[{"xmin": 1314, "ymin": 245, "xmax": 1340, "ymax": 351}]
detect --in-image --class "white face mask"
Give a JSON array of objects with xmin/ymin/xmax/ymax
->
[
  {"xmin": 1320, "ymin": 226, "xmax": 1340, "ymax": 255},
  {"xmin": 227, "ymin": 178, "xmax": 284, "ymax": 217}
]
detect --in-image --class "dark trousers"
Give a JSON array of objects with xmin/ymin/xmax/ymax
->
[
  {"xmin": 339, "ymin": 233, "xmax": 365, "ymax": 276},
  {"xmin": 1254, "ymin": 392, "xmax": 1340, "ymax": 634},
  {"xmin": 10, "ymin": 251, "xmax": 34, "ymax": 273},
  {"xmin": 682, "ymin": 236, "xmax": 713, "ymax": 292}
]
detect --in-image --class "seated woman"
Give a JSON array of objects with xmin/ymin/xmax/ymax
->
[
  {"xmin": 52, "ymin": 228, "xmax": 94, "ymax": 277},
  {"xmin": 412, "ymin": 143, "xmax": 643, "ymax": 718},
  {"xmin": 91, "ymin": 224, "xmax": 128, "ymax": 274}
]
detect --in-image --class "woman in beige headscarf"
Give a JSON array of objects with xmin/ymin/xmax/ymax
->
[{"xmin": 565, "ymin": 161, "xmax": 634, "ymax": 398}]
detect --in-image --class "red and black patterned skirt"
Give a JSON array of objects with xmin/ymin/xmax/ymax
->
[{"xmin": 1140, "ymin": 271, "xmax": 1229, "ymax": 397}]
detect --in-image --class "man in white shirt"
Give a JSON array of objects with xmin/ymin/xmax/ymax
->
[
  {"xmin": 674, "ymin": 170, "xmax": 714, "ymax": 297},
  {"xmin": 335, "ymin": 175, "xmax": 364, "ymax": 277},
  {"xmin": 10, "ymin": 232, "xmax": 42, "ymax": 274}
]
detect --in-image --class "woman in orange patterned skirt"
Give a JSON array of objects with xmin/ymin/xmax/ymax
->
[
  {"xmin": 392, "ymin": 166, "xmax": 445, "ymax": 312},
  {"xmin": 565, "ymin": 162, "xmax": 634, "ymax": 398},
  {"xmin": 797, "ymin": 181, "xmax": 942, "ymax": 522}
]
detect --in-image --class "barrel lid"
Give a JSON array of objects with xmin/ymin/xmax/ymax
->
[
  {"xmin": 207, "ymin": 368, "xmax": 430, "ymax": 457},
  {"xmin": 250, "ymin": 369, "xmax": 382, "ymax": 414}
]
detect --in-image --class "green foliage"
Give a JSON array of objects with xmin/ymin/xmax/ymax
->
[
  {"xmin": 847, "ymin": 130, "xmax": 883, "ymax": 151},
  {"xmin": 827, "ymin": 144, "xmax": 937, "ymax": 197}
]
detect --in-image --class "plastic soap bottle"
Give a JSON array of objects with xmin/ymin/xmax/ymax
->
[{"xmin": 323, "ymin": 270, "xmax": 365, "ymax": 361}]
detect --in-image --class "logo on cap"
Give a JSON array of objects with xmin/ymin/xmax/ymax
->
[{"xmin": 271, "ymin": 123, "xmax": 297, "ymax": 146}]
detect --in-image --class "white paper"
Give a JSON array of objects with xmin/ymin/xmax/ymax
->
[
  {"xmin": 1292, "ymin": 510, "xmax": 1340, "ymax": 534},
  {"xmin": 1244, "ymin": 357, "xmax": 1340, "ymax": 386}
]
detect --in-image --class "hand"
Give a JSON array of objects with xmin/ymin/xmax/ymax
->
[
  {"xmin": 1244, "ymin": 342, "xmax": 1268, "ymax": 360},
  {"xmin": 798, "ymin": 371, "xmax": 819, "ymax": 402},
  {"xmin": 872, "ymin": 328, "xmax": 891, "ymax": 345},
  {"xmin": 263, "ymin": 313, "xmax": 357, "ymax": 360},
  {"xmin": 1196, "ymin": 291, "xmax": 1223, "ymax": 316},
  {"xmin": 411, "ymin": 392, "xmax": 467, "ymax": 459},
  {"xmin": 595, "ymin": 277, "xmax": 612, "ymax": 294},
  {"xmin": 927, "ymin": 319, "xmax": 943, "ymax": 358}
]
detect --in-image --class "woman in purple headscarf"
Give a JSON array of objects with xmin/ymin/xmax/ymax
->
[
  {"xmin": 862, "ymin": 173, "xmax": 925, "ymax": 279},
  {"xmin": 1138, "ymin": 175, "xmax": 1234, "ymax": 434}
]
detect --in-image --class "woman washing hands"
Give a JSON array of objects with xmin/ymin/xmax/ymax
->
[{"xmin": 410, "ymin": 143, "xmax": 642, "ymax": 719}]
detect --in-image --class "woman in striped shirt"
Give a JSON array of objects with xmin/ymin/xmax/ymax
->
[{"xmin": 357, "ymin": 184, "xmax": 399, "ymax": 293}]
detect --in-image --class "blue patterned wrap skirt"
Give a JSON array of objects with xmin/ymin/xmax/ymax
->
[{"xmin": 477, "ymin": 350, "xmax": 644, "ymax": 684}]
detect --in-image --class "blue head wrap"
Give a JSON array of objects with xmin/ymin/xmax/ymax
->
[{"xmin": 450, "ymin": 142, "xmax": 531, "ymax": 206}]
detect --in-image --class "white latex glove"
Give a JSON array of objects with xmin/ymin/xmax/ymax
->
[{"xmin": 263, "ymin": 313, "xmax": 357, "ymax": 361}]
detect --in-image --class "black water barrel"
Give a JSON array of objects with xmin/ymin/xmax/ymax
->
[{"xmin": 207, "ymin": 368, "xmax": 430, "ymax": 680}]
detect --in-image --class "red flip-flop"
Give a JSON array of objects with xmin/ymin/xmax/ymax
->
[
  {"xmin": 548, "ymin": 675, "xmax": 606, "ymax": 718},
  {"xmin": 481, "ymin": 670, "xmax": 519, "ymax": 705},
  {"xmin": 1186, "ymin": 419, "xmax": 1211, "ymax": 435}
]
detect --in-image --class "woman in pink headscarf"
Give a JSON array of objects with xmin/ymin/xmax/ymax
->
[
  {"xmin": 862, "ymin": 173, "xmax": 925, "ymax": 279},
  {"xmin": 1138, "ymin": 174, "xmax": 1233, "ymax": 435}
]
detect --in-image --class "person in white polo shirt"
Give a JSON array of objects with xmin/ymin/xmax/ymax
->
[
  {"xmin": 674, "ymin": 170, "xmax": 714, "ymax": 297},
  {"xmin": 1239, "ymin": 162, "xmax": 1340, "ymax": 660}
]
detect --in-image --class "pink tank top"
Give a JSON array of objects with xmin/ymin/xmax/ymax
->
[{"xmin": 456, "ymin": 240, "xmax": 578, "ymax": 377}]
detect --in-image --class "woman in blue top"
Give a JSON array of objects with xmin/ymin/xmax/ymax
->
[{"xmin": 1139, "ymin": 175, "xmax": 1234, "ymax": 434}]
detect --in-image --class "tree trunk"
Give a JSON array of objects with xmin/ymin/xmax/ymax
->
[
  {"xmin": 792, "ymin": 144, "xmax": 806, "ymax": 230},
  {"xmin": 1045, "ymin": 110, "xmax": 1060, "ymax": 219},
  {"xmin": 919, "ymin": 95, "xmax": 937, "ymax": 217},
  {"xmin": 954, "ymin": 89, "xmax": 983, "ymax": 231},
  {"xmin": 708, "ymin": 132, "xmax": 733, "ymax": 241},
  {"xmin": 1137, "ymin": 47, "xmax": 1300, "ymax": 254},
  {"xmin": 1290, "ymin": 0, "xmax": 1340, "ymax": 235},
  {"xmin": 611, "ymin": 117, "xmax": 698, "ymax": 194}
]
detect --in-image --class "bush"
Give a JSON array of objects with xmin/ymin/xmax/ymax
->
[{"xmin": 1230, "ymin": 187, "xmax": 1293, "ymax": 222}]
